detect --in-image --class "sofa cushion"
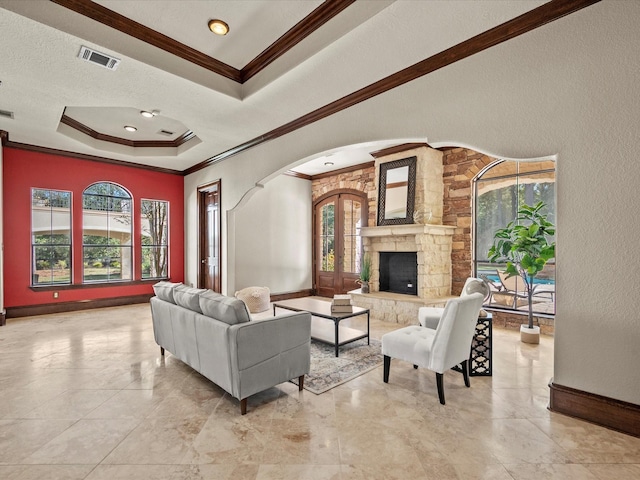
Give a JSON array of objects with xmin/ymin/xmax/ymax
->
[
  {"xmin": 153, "ymin": 281, "xmax": 182, "ymax": 304},
  {"xmin": 199, "ymin": 291, "xmax": 251, "ymax": 325},
  {"xmin": 173, "ymin": 285, "xmax": 207, "ymax": 313},
  {"xmin": 235, "ymin": 286, "xmax": 270, "ymax": 313}
]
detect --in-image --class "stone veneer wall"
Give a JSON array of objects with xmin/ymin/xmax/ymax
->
[
  {"xmin": 441, "ymin": 148, "xmax": 496, "ymax": 295},
  {"xmin": 311, "ymin": 163, "xmax": 376, "ymax": 227}
]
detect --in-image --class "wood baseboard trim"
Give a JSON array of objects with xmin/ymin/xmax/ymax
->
[
  {"xmin": 5, "ymin": 294, "xmax": 153, "ymax": 319},
  {"xmin": 549, "ymin": 380, "xmax": 640, "ymax": 438},
  {"xmin": 270, "ymin": 289, "xmax": 314, "ymax": 302}
]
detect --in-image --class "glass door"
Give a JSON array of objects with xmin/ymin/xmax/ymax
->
[{"xmin": 315, "ymin": 192, "xmax": 366, "ymax": 297}]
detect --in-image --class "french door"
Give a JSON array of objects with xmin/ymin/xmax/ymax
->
[{"xmin": 314, "ymin": 191, "xmax": 367, "ymax": 297}]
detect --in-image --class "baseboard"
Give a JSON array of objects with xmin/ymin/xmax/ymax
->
[
  {"xmin": 270, "ymin": 289, "xmax": 314, "ymax": 302},
  {"xmin": 549, "ymin": 380, "xmax": 640, "ymax": 438},
  {"xmin": 5, "ymin": 294, "xmax": 153, "ymax": 319},
  {"xmin": 0, "ymin": 309, "xmax": 5, "ymax": 326}
]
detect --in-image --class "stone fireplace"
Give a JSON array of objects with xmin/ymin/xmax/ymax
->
[{"xmin": 349, "ymin": 144, "xmax": 457, "ymax": 324}]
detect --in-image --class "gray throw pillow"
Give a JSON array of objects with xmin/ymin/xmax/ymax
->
[
  {"xmin": 153, "ymin": 281, "xmax": 182, "ymax": 304},
  {"xmin": 199, "ymin": 291, "xmax": 251, "ymax": 325},
  {"xmin": 173, "ymin": 284, "xmax": 207, "ymax": 313}
]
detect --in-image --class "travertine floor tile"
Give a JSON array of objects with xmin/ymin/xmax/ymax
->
[{"xmin": 0, "ymin": 303, "xmax": 637, "ymax": 479}]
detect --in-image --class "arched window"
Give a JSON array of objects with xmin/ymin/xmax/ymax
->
[
  {"xmin": 82, "ymin": 182, "xmax": 132, "ymax": 282},
  {"xmin": 474, "ymin": 160, "xmax": 556, "ymax": 315}
]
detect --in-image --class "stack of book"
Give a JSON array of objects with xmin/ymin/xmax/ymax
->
[{"xmin": 331, "ymin": 294, "xmax": 353, "ymax": 313}]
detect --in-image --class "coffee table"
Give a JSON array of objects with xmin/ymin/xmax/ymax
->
[{"xmin": 273, "ymin": 297, "xmax": 370, "ymax": 357}]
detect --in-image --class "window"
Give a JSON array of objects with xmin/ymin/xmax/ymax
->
[
  {"xmin": 141, "ymin": 199, "xmax": 169, "ymax": 279},
  {"xmin": 31, "ymin": 189, "xmax": 72, "ymax": 285},
  {"xmin": 474, "ymin": 160, "xmax": 556, "ymax": 315},
  {"xmin": 82, "ymin": 182, "xmax": 132, "ymax": 282}
]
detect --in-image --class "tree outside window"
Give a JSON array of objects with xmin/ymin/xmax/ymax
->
[{"xmin": 141, "ymin": 199, "xmax": 169, "ymax": 279}]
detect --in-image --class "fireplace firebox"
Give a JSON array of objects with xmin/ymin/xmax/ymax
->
[{"xmin": 379, "ymin": 252, "xmax": 418, "ymax": 295}]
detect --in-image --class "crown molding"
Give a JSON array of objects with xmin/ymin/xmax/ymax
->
[
  {"xmin": 3, "ymin": 135, "xmax": 183, "ymax": 176},
  {"xmin": 184, "ymin": 0, "xmax": 600, "ymax": 175},
  {"xmin": 50, "ymin": 0, "xmax": 356, "ymax": 84},
  {"xmin": 60, "ymin": 114, "xmax": 196, "ymax": 148}
]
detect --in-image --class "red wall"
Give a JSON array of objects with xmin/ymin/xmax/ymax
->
[{"xmin": 3, "ymin": 147, "xmax": 184, "ymax": 308}]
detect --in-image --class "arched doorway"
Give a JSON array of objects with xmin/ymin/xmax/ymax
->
[{"xmin": 313, "ymin": 189, "xmax": 367, "ymax": 297}]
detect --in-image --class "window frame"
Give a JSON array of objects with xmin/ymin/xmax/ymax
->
[
  {"xmin": 140, "ymin": 198, "xmax": 170, "ymax": 280},
  {"xmin": 473, "ymin": 159, "xmax": 556, "ymax": 315},
  {"xmin": 82, "ymin": 182, "xmax": 133, "ymax": 284},
  {"xmin": 31, "ymin": 188, "xmax": 73, "ymax": 286}
]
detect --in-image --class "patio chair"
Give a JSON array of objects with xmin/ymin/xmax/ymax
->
[{"xmin": 493, "ymin": 270, "xmax": 555, "ymax": 308}]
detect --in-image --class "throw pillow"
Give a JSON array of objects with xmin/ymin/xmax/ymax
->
[
  {"xmin": 235, "ymin": 286, "xmax": 270, "ymax": 313},
  {"xmin": 173, "ymin": 284, "xmax": 207, "ymax": 313},
  {"xmin": 199, "ymin": 291, "xmax": 251, "ymax": 325},
  {"xmin": 153, "ymin": 281, "xmax": 182, "ymax": 304}
]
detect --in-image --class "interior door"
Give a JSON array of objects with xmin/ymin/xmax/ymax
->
[
  {"xmin": 315, "ymin": 191, "xmax": 367, "ymax": 297},
  {"xmin": 198, "ymin": 182, "xmax": 221, "ymax": 292}
]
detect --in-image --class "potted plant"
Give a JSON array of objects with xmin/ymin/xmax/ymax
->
[
  {"xmin": 357, "ymin": 253, "xmax": 372, "ymax": 293},
  {"xmin": 488, "ymin": 201, "xmax": 555, "ymax": 344}
]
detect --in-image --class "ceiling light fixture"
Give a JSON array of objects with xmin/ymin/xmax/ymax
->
[
  {"xmin": 124, "ymin": 125, "xmax": 137, "ymax": 132},
  {"xmin": 208, "ymin": 19, "xmax": 229, "ymax": 36},
  {"xmin": 324, "ymin": 161, "xmax": 334, "ymax": 166},
  {"xmin": 140, "ymin": 110, "xmax": 160, "ymax": 118}
]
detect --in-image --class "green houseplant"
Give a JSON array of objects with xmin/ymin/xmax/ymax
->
[
  {"xmin": 357, "ymin": 253, "xmax": 372, "ymax": 293},
  {"xmin": 488, "ymin": 201, "xmax": 555, "ymax": 343}
]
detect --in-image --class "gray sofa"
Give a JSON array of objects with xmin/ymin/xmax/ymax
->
[{"xmin": 150, "ymin": 282, "xmax": 312, "ymax": 414}]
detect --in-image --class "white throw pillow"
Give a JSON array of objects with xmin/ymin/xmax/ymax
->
[{"xmin": 235, "ymin": 286, "xmax": 270, "ymax": 313}]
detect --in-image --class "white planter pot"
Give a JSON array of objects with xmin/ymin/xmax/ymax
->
[{"xmin": 520, "ymin": 325, "xmax": 540, "ymax": 344}]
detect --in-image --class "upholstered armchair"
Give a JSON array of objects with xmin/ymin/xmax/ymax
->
[
  {"xmin": 381, "ymin": 293, "xmax": 485, "ymax": 404},
  {"xmin": 418, "ymin": 277, "xmax": 490, "ymax": 330}
]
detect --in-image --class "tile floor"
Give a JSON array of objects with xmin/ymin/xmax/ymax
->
[{"xmin": 1, "ymin": 304, "xmax": 639, "ymax": 479}]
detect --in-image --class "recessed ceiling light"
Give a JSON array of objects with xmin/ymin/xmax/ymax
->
[
  {"xmin": 208, "ymin": 19, "xmax": 229, "ymax": 36},
  {"xmin": 324, "ymin": 161, "xmax": 334, "ymax": 166},
  {"xmin": 140, "ymin": 110, "xmax": 160, "ymax": 118},
  {"xmin": 124, "ymin": 125, "xmax": 137, "ymax": 132}
]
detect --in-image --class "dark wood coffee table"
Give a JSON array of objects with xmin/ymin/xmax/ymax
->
[{"xmin": 273, "ymin": 297, "xmax": 369, "ymax": 357}]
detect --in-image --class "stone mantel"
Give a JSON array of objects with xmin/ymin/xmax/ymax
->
[{"xmin": 360, "ymin": 224, "xmax": 456, "ymax": 238}]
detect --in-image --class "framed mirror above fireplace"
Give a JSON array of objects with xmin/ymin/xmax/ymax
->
[{"xmin": 377, "ymin": 156, "xmax": 416, "ymax": 226}]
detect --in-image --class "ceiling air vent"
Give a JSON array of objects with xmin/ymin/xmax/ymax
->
[
  {"xmin": 78, "ymin": 46, "xmax": 120, "ymax": 70},
  {"xmin": 0, "ymin": 109, "xmax": 14, "ymax": 119},
  {"xmin": 158, "ymin": 129, "xmax": 175, "ymax": 136}
]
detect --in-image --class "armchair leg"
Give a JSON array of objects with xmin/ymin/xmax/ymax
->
[
  {"xmin": 240, "ymin": 398, "xmax": 247, "ymax": 415},
  {"xmin": 298, "ymin": 375, "xmax": 304, "ymax": 391},
  {"xmin": 383, "ymin": 355, "xmax": 390, "ymax": 383},
  {"xmin": 413, "ymin": 364, "xmax": 418, "ymax": 369},
  {"xmin": 436, "ymin": 373, "xmax": 445, "ymax": 405},
  {"xmin": 160, "ymin": 347, "xmax": 164, "ymax": 356},
  {"xmin": 461, "ymin": 360, "xmax": 470, "ymax": 387}
]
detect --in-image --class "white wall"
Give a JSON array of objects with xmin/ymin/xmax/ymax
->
[
  {"xmin": 232, "ymin": 174, "xmax": 312, "ymax": 294},
  {"xmin": 185, "ymin": 1, "xmax": 640, "ymax": 404}
]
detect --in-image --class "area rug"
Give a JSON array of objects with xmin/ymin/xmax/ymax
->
[{"xmin": 291, "ymin": 338, "xmax": 383, "ymax": 394}]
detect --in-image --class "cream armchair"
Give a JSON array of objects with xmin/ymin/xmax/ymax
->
[
  {"xmin": 418, "ymin": 277, "xmax": 490, "ymax": 329},
  {"xmin": 381, "ymin": 293, "xmax": 485, "ymax": 404}
]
